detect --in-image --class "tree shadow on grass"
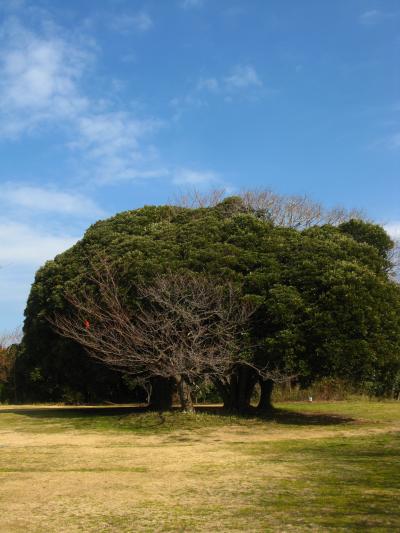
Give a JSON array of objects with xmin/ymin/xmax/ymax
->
[
  {"xmin": 3, "ymin": 404, "xmax": 355, "ymax": 428},
  {"xmin": 1, "ymin": 405, "xmax": 169, "ymax": 433},
  {"xmin": 195, "ymin": 405, "xmax": 356, "ymax": 426},
  {"xmin": 0, "ymin": 405, "xmax": 148, "ymax": 422}
]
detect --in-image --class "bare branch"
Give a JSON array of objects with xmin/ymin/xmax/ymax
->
[
  {"xmin": 173, "ymin": 188, "xmax": 364, "ymax": 229},
  {"xmin": 172, "ymin": 188, "xmax": 226, "ymax": 208},
  {"xmin": 0, "ymin": 327, "xmax": 22, "ymax": 349},
  {"xmin": 241, "ymin": 360, "xmax": 298, "ymax": 383},
  {"xmin": 0, "ymin": 328, "xmax": 21, "ymax": 385},
  {"xmin": 239, "ymin": 189, "xmax": 364, "ymax": 229},
  {"xmin": 49, "ymin": 259, "xmax": 256, "ymax": 409}
]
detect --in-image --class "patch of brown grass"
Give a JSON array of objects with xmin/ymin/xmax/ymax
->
[{"xmin": 0, "ymin": 403, "xmax": 398, "ymax": 531}]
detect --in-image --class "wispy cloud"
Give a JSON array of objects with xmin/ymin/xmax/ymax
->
[
  {"xmin": 196, "ymin": 64, "xmax": 263, "ymax": 95},
  {"xmin": 0, "ymin": 16, "xmax": 166, "ymax": 184},
  {"xmin": 70, "ymin": 112, "xmax": 166, "ymax": 183},
  {"xmin": 110, "ymin": 11, "xmax": 153, "ymax": 33},
  {"xmin": 0, "ymin": 221, "xmax": 77, "ymax": 266},
  {"xmin": 173, "ymin": 168, "xmax": 220, "ymax": 186},
  {"xmin": 359, "ymin": 9, "xmax": 397, "ymax": 26},
  {"xmin": 224, "ymin": 64, "xmax": 262, "ymax": 90},
  {"xmin": 172, "ymin": 64, "xmax": 263, "ymax": 118},
  {"xmin": 0, "ymin": 184, "xmax": 104, "ymax": 217},
  {"xmin": 359, "ymin": 10, "xmax": 382, "ymax": 25},
  {"xmin": 197, "ymin": 77, "xmax": 219, "ymax": 92},
  {"xmin": 180, "ymin": 0, "xmax": 205, "ymax": 9},
  {"xmin": 385, "ymin": 222, "xmax": 400, "ymax": 240},
  {"xmin": 169, "ymin": 93, "xmax": 206, "ymax": 121},
  {"xmin": 0, "ymin": 18, "xmax": 89, "ymax": 138},
  {"xmin": 374, "ymin": 132, "xmax": 400, "ymax": 151}
]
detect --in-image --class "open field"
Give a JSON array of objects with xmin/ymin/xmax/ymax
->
[{"xmin": 0, "ymin": 401, "xmax": 399, "ymax": 532}]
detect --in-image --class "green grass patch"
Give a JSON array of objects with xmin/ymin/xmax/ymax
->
[
  {"xmin": 0, "ymin": 400, "xmax": 373, "ymax": 435},
  {"xmin": 0, "ymin": 407, "xmax": 252, "ymax": 434},
  {"xmin": 276, "ymin": 399, "xmax": 400, "ymax": 423},
  {"xmin": 251, "ymin": 433, "xmax": 400, "ymax": 530}
]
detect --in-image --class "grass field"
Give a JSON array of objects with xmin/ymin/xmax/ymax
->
[{"xmin": 0, "ymin": 401, "xmax": 399, "ymax": 532}]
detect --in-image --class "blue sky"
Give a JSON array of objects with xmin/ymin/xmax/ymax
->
[{"xmin": 0, "ymin": 0, "xmax": 399, "ymax": 331}]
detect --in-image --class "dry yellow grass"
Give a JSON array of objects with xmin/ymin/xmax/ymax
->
[{"xmin": 0, "ymin": 403, "xmax": 399, "ymax": 532}]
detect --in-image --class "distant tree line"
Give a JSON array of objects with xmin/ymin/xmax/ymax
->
[
  {"xmin": 0, "ymin": 329, "xmax": 21, "ymax": 403},
  {"xmin": 2, "ymin": 190, "xmax": 400, "ymax": 409}
]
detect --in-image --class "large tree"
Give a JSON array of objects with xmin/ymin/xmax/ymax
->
[
  {"xmin": 51, "ymin": 266, "xmax": 255, "ymax": 411},
  {"xmin": 20, "ymin": 196, "xmax": 400, "ymax": 409}
]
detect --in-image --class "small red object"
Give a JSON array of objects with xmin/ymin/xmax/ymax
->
[{"xmin": 84, "ymin": 320, "xmax": 90, "ymax": 330}]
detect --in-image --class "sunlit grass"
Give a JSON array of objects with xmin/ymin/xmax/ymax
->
[{"xmin": 0, "ymin": 401, "xmax": 398, "ymax": 531}]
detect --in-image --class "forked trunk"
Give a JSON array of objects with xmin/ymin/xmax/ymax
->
[
  {"xmin": 177, "ymin": 376, "xmax": 194, "ymax": 412},
  {"xmin": 229, "ymin": 366, "xmax": 257, "ymax": 412},
  {"xmin": 216, "ymin": 366, "xmax": 258, "ymax": 412}
]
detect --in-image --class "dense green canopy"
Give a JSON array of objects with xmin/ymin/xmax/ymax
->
[{"xmin": 18, "ymin": 198, "xmax": 400, "ymax": 404}]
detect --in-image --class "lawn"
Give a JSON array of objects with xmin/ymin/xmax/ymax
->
[{"xmin": 0, "ymin": 401, "xmax": 398, "ymax": 532}]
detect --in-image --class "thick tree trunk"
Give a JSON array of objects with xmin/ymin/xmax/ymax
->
[
  {"xmin": 219, "ymin": 366, "xmax": 258, "ymax": 413},
  {"xmin": 213, "ymin": 378, "xmax": 232, "ymax": 410},
  {"xmin": 229, "ymin": 372, "xmax": 239, "ymax": 410},
  {"xmin": 148, "ymin": 376, "xmax": 174, "ymax": 411},
  {"xmin": 237, "ymin": 365, "xmax": 257, "ymax": 413},
  {"xmin": 177, "ymin": 376, "xmax": 194, "ymax": 412},
  {"xmin": 257, "ymin": 379, "xmax": 274, "ymax": 412}
]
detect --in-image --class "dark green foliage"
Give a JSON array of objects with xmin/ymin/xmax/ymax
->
[
  {"xmin": 20, "ymin": 199, "xmax": 400, "ymax": 405},
  {"xmin": 339, "ymin": 219, "xmax": 394, "ymax": 260}
]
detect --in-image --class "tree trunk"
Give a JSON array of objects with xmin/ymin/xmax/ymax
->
[
  {"xmin": 237, "ymin": 365, "xmax": 257, "ymax": 413},
  {"xmin": 229, "ymin": 372, "xmax": 239, "ymax": 410},
  {"xmin": 213, "ymin": 378, "xmax": 233, "ymax": 410},
  {"xmin": 218, "ymin": 366, "xmax": 257, "ymax": 413},
  {"xmin": 177, "ymin": 376, "xmax": 194, "ymax": 412},
  {"xmin": 148, "ymin": 376, "xmax": 174, "ymax": 411},
  {"xmin": 257, "ymin": 379, "xmax": 274, "ymax": 412}
]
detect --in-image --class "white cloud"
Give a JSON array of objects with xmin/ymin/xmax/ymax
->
[
  {"xmin": 359, "ymin": 10, "xmax": 382, "ymax": 25},
  {"xmin": 110, "ymin": 12, "xmax": 153, "ymax": 33},
  {"xmin": 384, "ymin": 222, "xmax": 400, "ymax": 240},
  {"xmin": 0, "ymin": 221, "xmax": 78, "ymax": 321},
  {"xmin": 76, "ymin": 112, "xmax": 156, "ymax": 155},
  {"xmin": 194, "ymin": 65, "xmax": 263, "ymax": 101},
  {"xmin": 180, "ymin": 0, "xmax": 204, "ymax": 9},
  {"xmin": 167, "ymin": 64, "xmax": 264, "ymax": 121},
  {"xmin": 171, "ymin": 64, "xmax": 263, "ymax": 120},
  {"xmin": 0, "ymin": 16, "xmax": 166, "ymax": 185},
  {"xmin": 0, "ymin": 19, "xmax": 89, "ymax": 138},
  {"xmin": 0, "ymin": 221, "xmax": 77, "ymax": 265},
  {"xmin": 71, "ymin": 112, "xmax": 166, "ymax": 183},
  {"xmin": 173, "ymin": 168, "xmax": 220, "ymax": 186},
  {"xmin": 224, "ymin": 64, "xmax": 262, "ymax": 89},
  {"xmin": 375, "ymin": 132, "xmax": 400, "ymax": 151},
  {"xmin": 0, "ymin": 184, "xmax": 104, "ymax": 217},
  {"xmin": 197, "ymin": 77, "xmax": 219, "ymax": 92},
  {"xmin": 359, "ymin": 9, "xmax": 397, "ymax": 25}
]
